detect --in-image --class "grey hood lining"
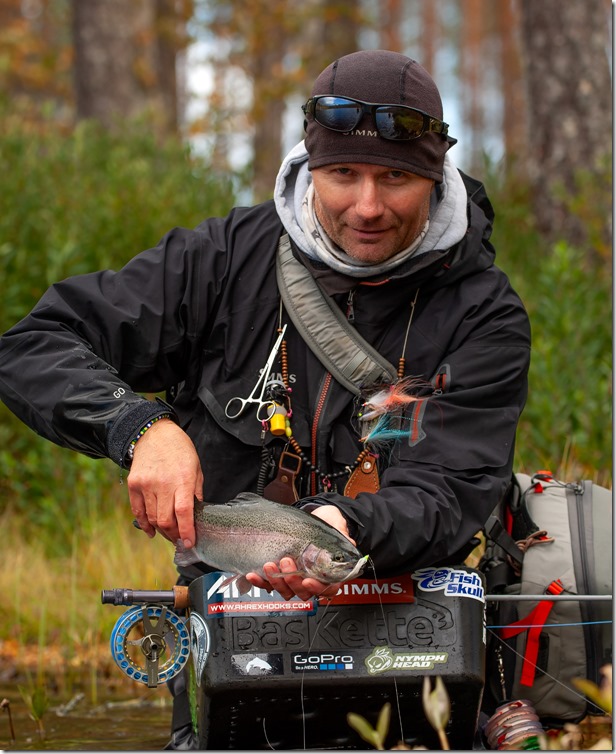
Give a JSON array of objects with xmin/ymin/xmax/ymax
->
[{"xmin": 273, "ymin": 141, "xmax": 468, "ymax": 277}]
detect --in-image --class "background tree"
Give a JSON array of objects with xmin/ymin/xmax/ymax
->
[
  {"xmin": 0, "ymin": 0, "xmax": 72, "ymax": 121},
  {"xmin": 71, "ymin": 0, "xmax": 192, "ymax": 135},
  {"xmin": 380, "ymin": 0, "xmax": 403, "ymax": 52},
  {"xmin": 518, "ymin": 0, "xmax": 612, "ymax": 262},
  {"xmin": 496, "ymin": 0, "xmax": 525, "ymax": 164},
  {"xmin": 420, "ymin": 0, "xmax": 438, "ymax": 75},
  {"xmin": 201, "ymin": 0, "xmax": 362, "ymax": 201},
  {"xmin": 460, "ymin": 0, "xmax": 485, "ymax": 175}
]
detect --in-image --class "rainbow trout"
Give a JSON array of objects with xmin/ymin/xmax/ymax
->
[{"xmin": 174, "ymin": 493, "xmax": 367, "ymax": 594}]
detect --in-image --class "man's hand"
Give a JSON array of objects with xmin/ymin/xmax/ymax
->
[
  {"xmin": 126, "ymin": 419, "xmax": 203, "ymax": 548},
  {"xmin": 245, "ymin": 505, "xmax": 356, "ymax": 600}
]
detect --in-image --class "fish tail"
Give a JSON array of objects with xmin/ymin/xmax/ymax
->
[{"xmin": 173, "ymin": 540, "xmax": 204, "ymax": 567}]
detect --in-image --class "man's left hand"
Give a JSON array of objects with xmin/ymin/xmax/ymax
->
[
  {"xmin": 245, "ymin": 505, "xmax": 355, "ymax": 600},
  {"xmin": 245, "ymin": 557, "xmax": 343, "ymax": 600}
]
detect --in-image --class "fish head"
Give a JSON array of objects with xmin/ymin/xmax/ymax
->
[{"xmin": 299, "ymin": 541, "xmax": 368, "ymax": 584}]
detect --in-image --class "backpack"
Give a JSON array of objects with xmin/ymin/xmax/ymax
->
[{"xmin": 479, "ymin": 470, "xmax": 613, "ymax": 727}]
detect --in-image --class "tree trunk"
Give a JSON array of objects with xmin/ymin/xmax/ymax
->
[
  {"xmin": 421, "ymin": 0, "xmax": 439, "ymax": 75},
  {"xmin": 71, "ymin": 0, "xmax": 185, "ymax": 134},
  {"xmin": 249, "ymin": 0, "xmax": 361, "ymax": 201},
  {"xmin": 497, "ymin": 0, "xmax": 525, "ymax": 166},
  {"xmin": 250, "ymin": 19, "xmax": 286, "ymax": 203},
  {"xmin": 460, "ymin": 0, "xmax": 484, "ymax": 175},
  {"xmin": 300, "ymin": 0, "xmax": 361, "ymax": 84},
  {"xmin": 380, "ymin": 0, "xmax": 403, "ymax": 52},
  {"xmin": 519, "ymin": 0, "xmax": 612, "ymax": 258}
]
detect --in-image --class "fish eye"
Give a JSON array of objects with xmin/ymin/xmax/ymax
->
[{"xmin": 333, "ymin": 554, "xmax": 345, "ymax": 562}]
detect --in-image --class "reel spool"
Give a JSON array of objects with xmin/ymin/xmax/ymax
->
[{"xmin": 110, "ymin": 604, "xmax": 190, "ymax": 687}]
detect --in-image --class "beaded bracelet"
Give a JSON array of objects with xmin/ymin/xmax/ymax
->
[{"xmin": 126, "ymin": 413, "xmax": 172, "ymax": 462}]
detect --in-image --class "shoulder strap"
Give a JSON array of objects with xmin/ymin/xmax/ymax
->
[{"xmin": 276, "ymin": 234, "xmax": 398, "ymax": 396}]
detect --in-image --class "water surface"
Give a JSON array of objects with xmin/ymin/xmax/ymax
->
[{"xmin": 1, "ymin": 685, "xmax": 171, "ymax": 751}]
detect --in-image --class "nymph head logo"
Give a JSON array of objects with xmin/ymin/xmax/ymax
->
[{"xmin": 365, "ymin": 646, "xmax": 394, "ymax": 675}]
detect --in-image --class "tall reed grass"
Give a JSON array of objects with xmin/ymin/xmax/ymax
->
[{"xmin": 0, "ymin": 486, "xmax": 178, "ymax": 648}]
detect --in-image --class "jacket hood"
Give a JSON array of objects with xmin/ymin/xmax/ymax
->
[{"xmin": 273, "ymin": 140, "xmax": 495, "ymax": 289}]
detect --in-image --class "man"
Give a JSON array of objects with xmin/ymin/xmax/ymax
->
[{"xmin": 0, "ymin": 49, "xmax": 530, "ymax": 746}]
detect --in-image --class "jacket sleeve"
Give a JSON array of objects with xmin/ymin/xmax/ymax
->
[
  {"xmin": 300, "ymin": 277, "xmax": 531, "ymax": 576},
  {"xmin": 0, "ymin": 224, "xmax": 228, "ymax": 466}
]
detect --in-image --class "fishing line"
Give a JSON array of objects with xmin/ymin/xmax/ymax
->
[
  {"xmin": 486, "ymin": 627, "xmax": 610, "ymax": 715},
  {"xmin": 261, "ymin": 582, "xmax": 330, "ymax": 751},
  {"xmin": 368, "ymin": 556, "xmax": 405, "ymax": 746},
  {"xmin": 490, "ymin": 619, "xmax": 612, "ymax": 629},
  {"xmin": 297, "ymin": 564, "xmax": 375, "ymax": 749},
  {"xmin": 298, "ymin": 585, "xmax": 341, "ymax": 750},
  {"xmin": 262, "ymin": 717, "xmax": 275, "ymax": 751}
]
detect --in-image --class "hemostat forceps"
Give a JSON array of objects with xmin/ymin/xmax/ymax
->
[{"xmin": 224, "ymin": 324, "xmax": 287, "ymax": 421}]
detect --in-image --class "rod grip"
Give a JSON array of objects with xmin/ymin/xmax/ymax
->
[{"xmin": 101, "ymin": 586, "xmax": 190, "ymax": 608}]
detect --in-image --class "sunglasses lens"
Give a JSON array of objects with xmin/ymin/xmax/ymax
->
[
  {"xmin": 307, "ymin": 96, "xmax": 437, "ymax": 141},
  {"xmin": 375, "ymin": 106, "xmax": 425, "ymax": 140},
  {"xmin": 313, "ymin": 96, "xmax": 362, "ymax": 132}
]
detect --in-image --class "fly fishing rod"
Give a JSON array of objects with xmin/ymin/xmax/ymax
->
[
  {"xmin": 485, "ymin": 594, "xmax": 612, "ymax": 602},
  {"xmin": 101, "ymin": 587, "xmax": 613, "ymax": 606}
]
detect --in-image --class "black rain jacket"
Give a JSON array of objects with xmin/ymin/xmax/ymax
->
[{"xmin": 0, "ymin": 172, "xmax": 530, "ymax": 577}]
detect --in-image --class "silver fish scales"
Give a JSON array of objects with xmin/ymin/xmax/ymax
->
[{"xmin": 174, "ymin": 492, "xmax": 367, "ymax": 594}]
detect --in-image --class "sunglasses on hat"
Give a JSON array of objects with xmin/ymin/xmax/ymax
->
[{"xmin": 302, "ymin": 95, "xmax": 449, "ymax": 141}]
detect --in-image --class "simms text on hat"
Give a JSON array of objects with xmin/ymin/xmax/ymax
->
[{"xmin": 305, "ymin": 50, "xmax": 454, "ymax": 182}]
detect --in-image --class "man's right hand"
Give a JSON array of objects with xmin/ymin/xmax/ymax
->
[{"xmin": 126, "ymin": 419, "xmax": 202, "ymax": 548}]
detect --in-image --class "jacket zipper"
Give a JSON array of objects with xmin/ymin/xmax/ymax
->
[{"xmin": 310, "ymin": 372, "xmax": 333, "ymax": 495}]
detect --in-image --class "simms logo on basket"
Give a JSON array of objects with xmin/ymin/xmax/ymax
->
[{"xmin": 318, "ymin": 573, "xmax": 415, "ymax": 605}]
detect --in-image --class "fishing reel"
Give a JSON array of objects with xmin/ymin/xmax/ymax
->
[{"xmin": 103, "ymin": 589, "xmax": 191, "ymax": 688}]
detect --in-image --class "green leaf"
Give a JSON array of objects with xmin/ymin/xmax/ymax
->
[
  {"xmin": 347, "ymin": 712, "xmax": 380, "ymax": 748},
  {"xmin": 422, "ymin": 675, "xmax": 451, "ymax": 733},
  {"xmin": 376, "ymin": 702, "xmax": 391, "ymax": 744}
]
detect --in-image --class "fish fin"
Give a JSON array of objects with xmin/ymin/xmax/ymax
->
[
  {"xmin": 235, "ymin": 575, "xmax": 253, "ymax": 595},
  {"xmin": 215, "ymin": 573, "xmax": 254, "ymax": 596},
  {"xmin": 173, "ymin": 540, "xmax": 204, "ymax": 567},
  {"xmin": 227, "ymin": 491, "xmax": 280, "ymax": 507},
  {"xmin": 212, "ymin": 574, "xmax": 237, "ymax": 594},
  {"xmin": 227, "ymin": 491, "xmax": 266, "ymax": 505}
]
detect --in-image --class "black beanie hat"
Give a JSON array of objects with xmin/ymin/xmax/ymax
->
[{"xmin": 305, "ymin": 50, "xmax": 455, "ymax": 183}]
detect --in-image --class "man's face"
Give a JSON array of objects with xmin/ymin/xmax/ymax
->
[{"xmin": 311, "ymin": 163, "xmax": 434, "ymax": 265}]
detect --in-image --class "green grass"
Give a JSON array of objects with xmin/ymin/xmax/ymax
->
[{"xmin": 0, "ymin": 495, "xmax": 178, "ymax": 648}]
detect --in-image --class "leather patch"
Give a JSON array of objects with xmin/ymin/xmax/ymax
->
[
  {"xmin": 263, "ymin": 451, "xmax": 302, "ymax": 505},
  {"xmin": 344, "ymin": 453, "xmax": 380, "ymax": 499}
]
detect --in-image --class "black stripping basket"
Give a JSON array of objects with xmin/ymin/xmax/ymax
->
[{"xmin": 187, "ymin": 565, "xmax": 486, "ymax": 749}]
